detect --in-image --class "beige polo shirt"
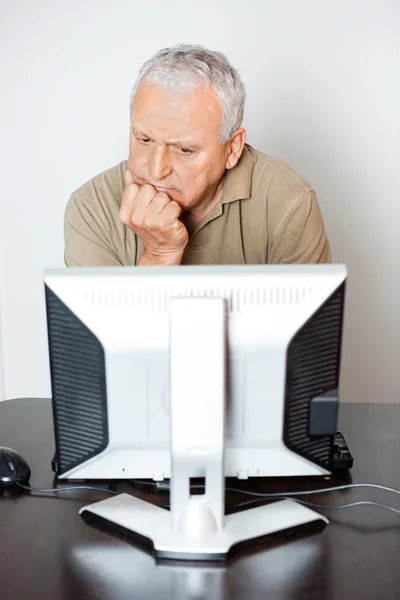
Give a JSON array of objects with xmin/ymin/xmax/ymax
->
[{"xmin": 64, "ymin": 144, "xmax": 331, "ymax": 266}]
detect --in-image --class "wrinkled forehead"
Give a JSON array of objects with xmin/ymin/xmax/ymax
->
[{"xmin": 131, "ymin": 82, "xmax": 223, "ymax": 144}]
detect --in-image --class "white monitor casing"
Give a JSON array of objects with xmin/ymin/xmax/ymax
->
[{"xmin": 45, "ymin": 265, "xmax": 346, "ymax": 482}]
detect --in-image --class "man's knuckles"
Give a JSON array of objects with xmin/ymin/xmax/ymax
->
[
  {"xmin": 149, "ymin": 193, "xmax": 170, "ymax": 213},
  {"xmin": 137, "ymin": 184, "xmax": 158, "ymax": 205}
]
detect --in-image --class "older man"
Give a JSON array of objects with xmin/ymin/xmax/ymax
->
[{"xmin": 64, "ymin": 44, "xmax": 331, "ymax": 266}]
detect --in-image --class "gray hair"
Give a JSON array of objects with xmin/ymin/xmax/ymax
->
[{"xmin": 131, "ymin": 44, "xmax": 246, "ymax": 143}]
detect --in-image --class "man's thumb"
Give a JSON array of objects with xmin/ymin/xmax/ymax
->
[{"xmin": 124, "ymin": 168, "xmax": 134, "ymax": 187}]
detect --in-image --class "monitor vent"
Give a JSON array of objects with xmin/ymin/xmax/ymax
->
[
  {"xmin": 45, "ymin": 286, "xmax": 108, "ymax": 474},
  {"xmin": 85, "ymin": 286, "xmax": 311, "ymax": 313},
  {"xmin": 283, "ymin": 283, "xmax": 345, "ymax": 469}
]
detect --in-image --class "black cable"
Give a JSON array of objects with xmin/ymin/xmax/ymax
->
[
  {"xmin": 16, "ymin": 483, "xmax": 118, "ymax": 495},
  {"xmin": 225, "ymin": 482, "xmax": 400, "ymax": 499},
  {"xmin": 15, "ymin": 482, "xmax": 400, "ymax": 516},
  {"xmin": 150, "ymin": 480, "xmax": 400, "ymax": 499},
  {"xmin": 232, "ymin": 496, "xmax": 400, "ymax": 516}
]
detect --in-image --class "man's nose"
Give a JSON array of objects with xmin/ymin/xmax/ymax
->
[{"xmin": 149, "ymin": 145, "xmax": 173, "ymax": 182}]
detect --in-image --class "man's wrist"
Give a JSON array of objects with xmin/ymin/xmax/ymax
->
[{"xmin": 138, "ymin": 249, "xmax": 184, "ymax": 266}]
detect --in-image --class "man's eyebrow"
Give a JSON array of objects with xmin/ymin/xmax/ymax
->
[
  {"xmin": 132, "ymin": 127, "xmax": 151, "ymax": 138},
  {"xmin": 132, "ymin": 127, "xmax": 201, "ymax": 151},
  {"xmin": 169, "ymin": 140, "xmax": 202, "ymax": 151}
]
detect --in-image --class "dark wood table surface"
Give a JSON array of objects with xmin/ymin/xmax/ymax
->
[{"xmin": 0, "ymin": 399, "xmax": 399, "ymax": 600}]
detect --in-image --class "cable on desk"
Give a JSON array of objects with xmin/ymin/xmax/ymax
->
[
  {"xmin": 150, "ymin": 480, "xmax": 400, "ymax": 499},
  {"xmin": 225, "ymin": 482, "xmax": 400, "ymax": 499},
  {"xmin": 16, "ymin": 483, "xmax": 118, "ymax": 495},
  {"xmin": 232, "ymin": 496, "xmax": 400, "ymax": 516},
  {"xmin": 129, "ymin": 480, "xmax": 400, "ymax": 516},
  {"xmin": 15, "ymin": 483, "xmax": 400, "ymax": 516}
]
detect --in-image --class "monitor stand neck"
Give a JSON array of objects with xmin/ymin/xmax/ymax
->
[
  {"xmin": 80, "ymin": 298, "xmax": 328, "ymax": 560},
  {"xmin": 169, "ymin": 297, "xmax": 226, "ymax": 539}
]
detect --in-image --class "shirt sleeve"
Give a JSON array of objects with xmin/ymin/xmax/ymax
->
[
  {"xmin": 64, "ymin": 193, "xmax": 123, "ymax": 267},
  {"xmin": 268, "ymin": 190, "xmax": 332, "ymax": 264}
]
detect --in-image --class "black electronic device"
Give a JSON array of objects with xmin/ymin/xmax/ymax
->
[
  {"xmin": 0, "ymin": 447, "xmax": 31, "ymax": 488},
  {"xmin": 331, "ymin": 432, "xmax": 354, "ymax": 471}
]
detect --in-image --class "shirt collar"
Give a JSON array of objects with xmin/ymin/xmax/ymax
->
[{"xmin": 221, "ymin": 144, "xmax": 254, "ymax": 204}]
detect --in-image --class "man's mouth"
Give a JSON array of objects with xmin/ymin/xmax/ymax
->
[
  {"xmin": 132, "ymin": 176, "xmax": 175, "ymax": 195},
  {"xmin": 154, "ymin": 186, "xmax": 174, "ymax": 193}
]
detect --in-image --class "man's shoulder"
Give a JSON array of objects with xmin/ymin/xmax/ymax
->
[
  {"xmin": 235, "ymin": 145, "xmax": 320, "ymax": 253},
  {"xmin": 71, "ymin": 161, "xmax": 126, "ymax": 207},
  {"xmin": 246, "ymin": 145, "xmax": 314, "ymax": 196}
]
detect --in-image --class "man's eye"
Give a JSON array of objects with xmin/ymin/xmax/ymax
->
[
  {"xmin": 178, "ymin": 147, "xmax": 192, "ymax": 155},
  {"xmin": 139, "ymin": 138, "xmax": 151, "ymax": 144}
]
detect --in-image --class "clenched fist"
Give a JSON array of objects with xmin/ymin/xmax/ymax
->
[{"xmin": 120, "ymin": 170, "xmax": 189, "ymax": 265}]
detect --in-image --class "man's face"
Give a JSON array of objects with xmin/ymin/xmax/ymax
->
[{"xmin": 128, "ymin": 82, "xmax": 231, "ymax": 211}]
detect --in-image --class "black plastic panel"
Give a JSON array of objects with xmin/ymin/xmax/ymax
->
[
  {"xmin": 45, "ymin": 285, "xmax": 109, "ymax": 475},
  {"xmin": 283, "ymin": 282, "xmax": 345, "ymax": 470}
]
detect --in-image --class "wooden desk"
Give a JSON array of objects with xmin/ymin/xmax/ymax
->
[{"xmin": 0, "ymin": 399, "xmax": 399, "ymax": 600}]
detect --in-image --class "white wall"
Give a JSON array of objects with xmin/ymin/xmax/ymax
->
[
  {"xmin": 0, "ymin": 0, "xmax": 399, "ymax": 402},
  {"xmin": 0, "ymin": 289, "xmax": 5, "ymax": 400}
]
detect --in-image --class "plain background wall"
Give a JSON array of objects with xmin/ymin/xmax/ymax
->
[{"xmin": 0, "ymin": 0, "xmax": 399, "ymax": 402}]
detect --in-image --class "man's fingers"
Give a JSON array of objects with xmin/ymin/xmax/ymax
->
[
  {"xmin": 121, "ymin": 184, "xmax": 159, "ymax": 229},
  {"xmin": 149, "ymin": 192, "xmax": 171, "ymax": 215},
  {"xmin": 140, "ymin": 184, "xmax": 159, "ymax": 208},
  {"xmin": 162, "ymin": 200, "xmax": 182, "ymax": 221}
]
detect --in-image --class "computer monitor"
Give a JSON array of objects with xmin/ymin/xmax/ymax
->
[{"xmin": 44, "ymin": 264, "xmax": 346, "ymax": 560}]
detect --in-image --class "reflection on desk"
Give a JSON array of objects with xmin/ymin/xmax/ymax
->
[
  {"xmin": 0, "ymin": 398, "xmax": 399, "ymax": 600},
  {"xmin": 67, "ymin": 537, "xmax": 327, "ymax": 600}
]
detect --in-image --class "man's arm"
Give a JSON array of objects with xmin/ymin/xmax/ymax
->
[
  {"xmin": 64, "ymin": 193, "xmax": 123, "ymax": 267},
  {"xmin": 268, "ymin": 190, "xmax": 332, "ymax": 264}
]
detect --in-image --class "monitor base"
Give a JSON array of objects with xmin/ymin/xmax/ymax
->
[{"xmin": 79, "ymin": 493, "xmax": 328, "ymax": 560}]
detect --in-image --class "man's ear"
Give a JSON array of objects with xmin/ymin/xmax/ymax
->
[{"xmin": 225, "ymin": 128, "xmax": 247, "ymax": 170}]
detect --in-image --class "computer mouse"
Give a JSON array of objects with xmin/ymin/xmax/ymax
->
[{"xmin": 0, "ymin": 447, "xmax": 31, "ymax": 488}]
